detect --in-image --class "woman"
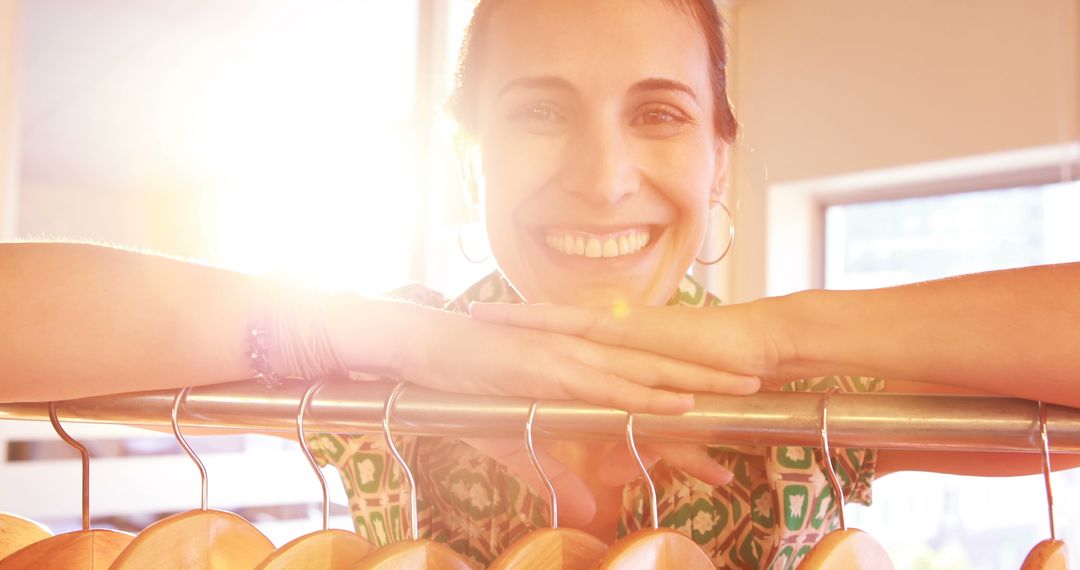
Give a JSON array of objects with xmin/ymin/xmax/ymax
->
[
  {"xmin": 298, "ymin": 1, "xmax": 879, "ymax": 566},
  {"xmin": 3, "ymin": 0, "xmax": 1080, "ymax": 568}
]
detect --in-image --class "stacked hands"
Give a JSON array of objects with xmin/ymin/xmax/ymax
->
[{"xmin": 395, "ymin": 300, "xmax": 796, "ymax": 526}]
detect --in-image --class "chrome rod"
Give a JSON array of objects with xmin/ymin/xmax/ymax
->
[{"xmin": 2, "ymin": 380, "xmax": 1078, "ymax": 453}]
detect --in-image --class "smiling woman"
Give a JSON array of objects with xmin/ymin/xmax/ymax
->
[
  {"xmin": 454, "ymin": 0, "xmax": 735, "ymax": 307},
  {"xmin": 301, "ymin": 1, "xmax": 882, "ymax": 567}
]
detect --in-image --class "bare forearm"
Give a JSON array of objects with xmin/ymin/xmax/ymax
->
[
  {"xmin": 0, "ymin": 243, "xmax": 411, "ymax": 402},
  {"xmin": 781, "ymin": 263, "xmax": 1080, "ymax": 406}
]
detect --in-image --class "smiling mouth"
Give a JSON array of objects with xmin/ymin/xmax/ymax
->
[{"xmin": 542, "ymin": 227, "xmax": 652, "ymax": 258}]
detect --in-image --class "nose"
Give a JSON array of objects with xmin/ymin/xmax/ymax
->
[{"xmin": 561, "ymin": 117, "xmax": 638, "ymax": 206}]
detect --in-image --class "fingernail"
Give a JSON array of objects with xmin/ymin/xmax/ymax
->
[
  {"xmin": 743, "ymin": 376, "xmax": 761, "ymax": 393},
  {"xmin": 703, "ymin": 464, "xmax": 735, "ymax": 486}
]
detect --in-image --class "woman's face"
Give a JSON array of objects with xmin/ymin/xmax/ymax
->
[{"xmin": 475, "ymin": 0, "xmax": 726, "ymax": 306}]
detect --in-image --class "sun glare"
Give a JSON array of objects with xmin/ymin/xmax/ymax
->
[{"xmin": 186, "ymin": 2, "xmax": 422, "ymax": 295}]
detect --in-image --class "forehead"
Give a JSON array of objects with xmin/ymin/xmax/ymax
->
[{"xmin": 480, "ymin": 0, "xmax": 711, "ymax": 99}]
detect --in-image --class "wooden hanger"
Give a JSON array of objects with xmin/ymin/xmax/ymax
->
[
  {"xmin": 110, "ymin": 387, "xmax": 274, "ymax": 569},
  {"xmin": 255, "ymin": 381, "xmax": 375, "ymax": 569},
  {"xmin": 594, "ymin": 413, "xmax": 713, "ymax": 570},
  {"xmin": 0, "ymin": 402, "xmax": 134, "ymax": 569},
  {"xmin": 489, "ymin": 401, "xmax": 607, "ymax": 570},
  {"xmin": 353, "ymin": 382, "xmax": 472, "ymax": 570},
  {"xmin": 797, "ymin": 388, "xmax": 893, "ymax": 570},
  {"xmin": 1020, "ymin": 402, "xmax": 1069, "ymax": 570},
  {"xmin": 0, "ymin": 512, "xmax": 51, "ymax": 560}
]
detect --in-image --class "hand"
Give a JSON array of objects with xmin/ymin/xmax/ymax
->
[
  {"xmin": 462, "ymin": 438, "xmax": 596, "ymax": 527},
  {"xmin": 397, "ymin": 306, "xmax": 760, "ymax": 415},
  {"xmin": 469, "ymin": 300, "xmax": 797, "ymax": 388},
  {"xmin": 595, "ymin": 442, "xmax": 733, "ymax": 487},
  {"xmin": 461, "ymin": 438, "xmax": 734, "ymax": 528}
]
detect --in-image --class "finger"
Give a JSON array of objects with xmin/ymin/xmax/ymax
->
[
  {"xmin": 599, "ymin": 443, "xmax": 733, "ymax": 487},
  {"xmin": 471, "ymin": 302, "xmax": 709, "ymax": 366},
  {"xmin": 557, "ymin": 360, "xmax": 695, "ymax": 414},
  {"xmin": 471, "ymin": 303, "xmax": 633, "ymax": 341},
  {"xmin": 652, "ymin": 443, "xmax": 734, "ymax": 486},
  {"xmin": 579, "ymin": 343, "xmax": 760, "ymax": 395},
  {"xmin": 462, "ymin": 438, "xmax": 596, "ymax": 527},
  {"xmin": 597, "ymin": 444, "xmax": 661, "ymax": 487}
]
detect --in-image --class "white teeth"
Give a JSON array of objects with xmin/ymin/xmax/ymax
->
[
  {"xmin": 585, "ymin": 238, "xmax": 602, "ymax": 258},
  {"xmin": 543, "ymin": 228, "xmax": 652, "ymax": 258},
  {"xmin": 602, "ymin": 239, "xmax": 618, "ymax": 258}
]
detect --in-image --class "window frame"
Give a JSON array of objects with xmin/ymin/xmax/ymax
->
[{"xmin": 764, "ymin": 142, "xmax": 1080, "ymax": 297}]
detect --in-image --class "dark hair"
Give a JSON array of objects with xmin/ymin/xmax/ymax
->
[{"xmin": 447, "ymin": 0, "xmax": 739, "ymax": 143}]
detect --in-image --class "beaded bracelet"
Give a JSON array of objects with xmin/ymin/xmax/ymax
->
[
  {"xmin": 248, "ymin": 282, "xmax": 349, "ymax": 387},
  {"xmin": 248, "ymin": 324, "xmax": 281, "ymax": 388}
]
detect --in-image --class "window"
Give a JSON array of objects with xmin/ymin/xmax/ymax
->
[{"xmin": 826, "ymin": 181, "xmax": 1080, "ymax": 289}]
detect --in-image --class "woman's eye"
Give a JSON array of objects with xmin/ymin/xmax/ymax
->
[
  {"xmin": 640, "ymin": 110, "xmax": 678, "ymax": 124},
  {"xmin": 510, "ymin": 103, "xmax": 566, "ymax": 133},
  {"xmin": 632, "ymin": 106, "xmax": 690, "ymax": 138}
]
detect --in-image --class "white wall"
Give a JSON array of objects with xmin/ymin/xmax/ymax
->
[
  {"xmin": 724, "ymin": 0, "xmax": 1080, "ymax": 301},
  {"xmin": 0, "ymin": 0, "xmax": 19, "ymax": 239}
]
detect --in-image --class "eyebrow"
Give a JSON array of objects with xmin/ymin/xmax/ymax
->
[
  {"xmin": 498, "ymin": 76, "xmax": 579, "ymax": 98},
  {"xmin": 629, "ymin": 78, "xmax": 699, "ymax": 103},
  {"xmin": 497, "ymin": 75, "xmax": 699, "ymax": 103}
]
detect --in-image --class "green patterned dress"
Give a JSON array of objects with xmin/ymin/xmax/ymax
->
[{"xmin": 306, "ymin": 272, "xmax": 883, "ymax": 569}]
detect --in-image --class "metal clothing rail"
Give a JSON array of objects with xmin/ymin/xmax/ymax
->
[{"xmin": 2, "ymin": 380, "xmax": 1080, "ymax": 453}]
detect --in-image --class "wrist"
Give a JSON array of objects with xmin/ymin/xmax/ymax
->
[
  {"xmin": 327, "ymin": 296, "xmax": 427, "ymax": 378},
  {"xmin": 765, "ymin": 289, "xmax": 844, "ymax": 379}
]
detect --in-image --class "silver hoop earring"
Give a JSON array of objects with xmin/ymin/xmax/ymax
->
[
  {"xmin": 457, "ymin": 222, "xmax": 489, "ymax": 264},
  {"xmin": 695, "ymin": 201, "xmax": 735, "ymax": 266}
]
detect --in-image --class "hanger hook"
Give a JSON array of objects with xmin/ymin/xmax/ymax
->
[
  {"xmin": 172, "ymin": 387, "xmax": 208, "ymax": 510},
  {"xmin": 819, "ymin": 387, "xmax": 846, "ymax": 531},
  {"xmin": 383, "ymin": 381, "xmax": 418, "ymax": 541},
  {"xmin": 626, "ymin": 413, "xmax": 658, "ymax": 530},
  {"xmin": 48, "ymin": 402, "xmax": 91, "ymax": 531},
  {"xmin": 525, "ymin": 401, "xmax": 558, "ymax": 528},
  {"xmin": 1038, "ymin": 401, "xmax": 1056, "ymax": 541},
  {"xmin": 298, "ymin": 381, "xmax": 330, "ymax": 531}
]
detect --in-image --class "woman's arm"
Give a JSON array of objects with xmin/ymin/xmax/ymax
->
[
  {"xmin": 473, "ymin": 263, "xmax": 1080, "ymax": 407},
  {"xmin": 0, "ymin": 242, "xmax": 398, "ymax": 402},
  {"xmin": 472, "ymin": 263, "xmax": 1080, "ymax": 478},
  {"xmin": 780, "ymin": 263, "xmax": 1080, "ymax": 406},
  {"xmin": 1, "ymin": 242, "xmax": 755, "ymax": 409}
]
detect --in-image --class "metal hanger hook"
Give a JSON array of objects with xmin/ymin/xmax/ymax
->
[
  {"xmin": 48, "ymin": 402, "xmax": 91, "ymax": 531},
  {"xmin": 298, "ymin": 381, "xmax": 330, "ymax": 531},
  {"xmin": 1038, "ymin": 401, "xmax": 1056, "ymax": 541},
  {"xmin": 383, "ymin": 381, "xmax": 419, "ymax": 541},
  {"xmin": 626, "ymin": 413, "xmax": 658, "ymax": 530},
  {"xmin": 172, "ymin": 387, "xmax": 208, "ymax": 510},
  {"xmin": 819, "ymin": 387, "xmax": 847, "ymax": 532},
  {"xmin": 525, "ymin": 401, "xmax": 558, "ymax": 528}
]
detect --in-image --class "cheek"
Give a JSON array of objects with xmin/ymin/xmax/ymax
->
[
  {"xmin": 479, "ymin": 131, "xmax": 565, "ymax": 240},
  {"xmin": 637, "ymin": 140, "xmax": 714, "ymax": 230},
  {"xmin": 476, "ymin": 136, "xmax": 554, "ymax": 278}
]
